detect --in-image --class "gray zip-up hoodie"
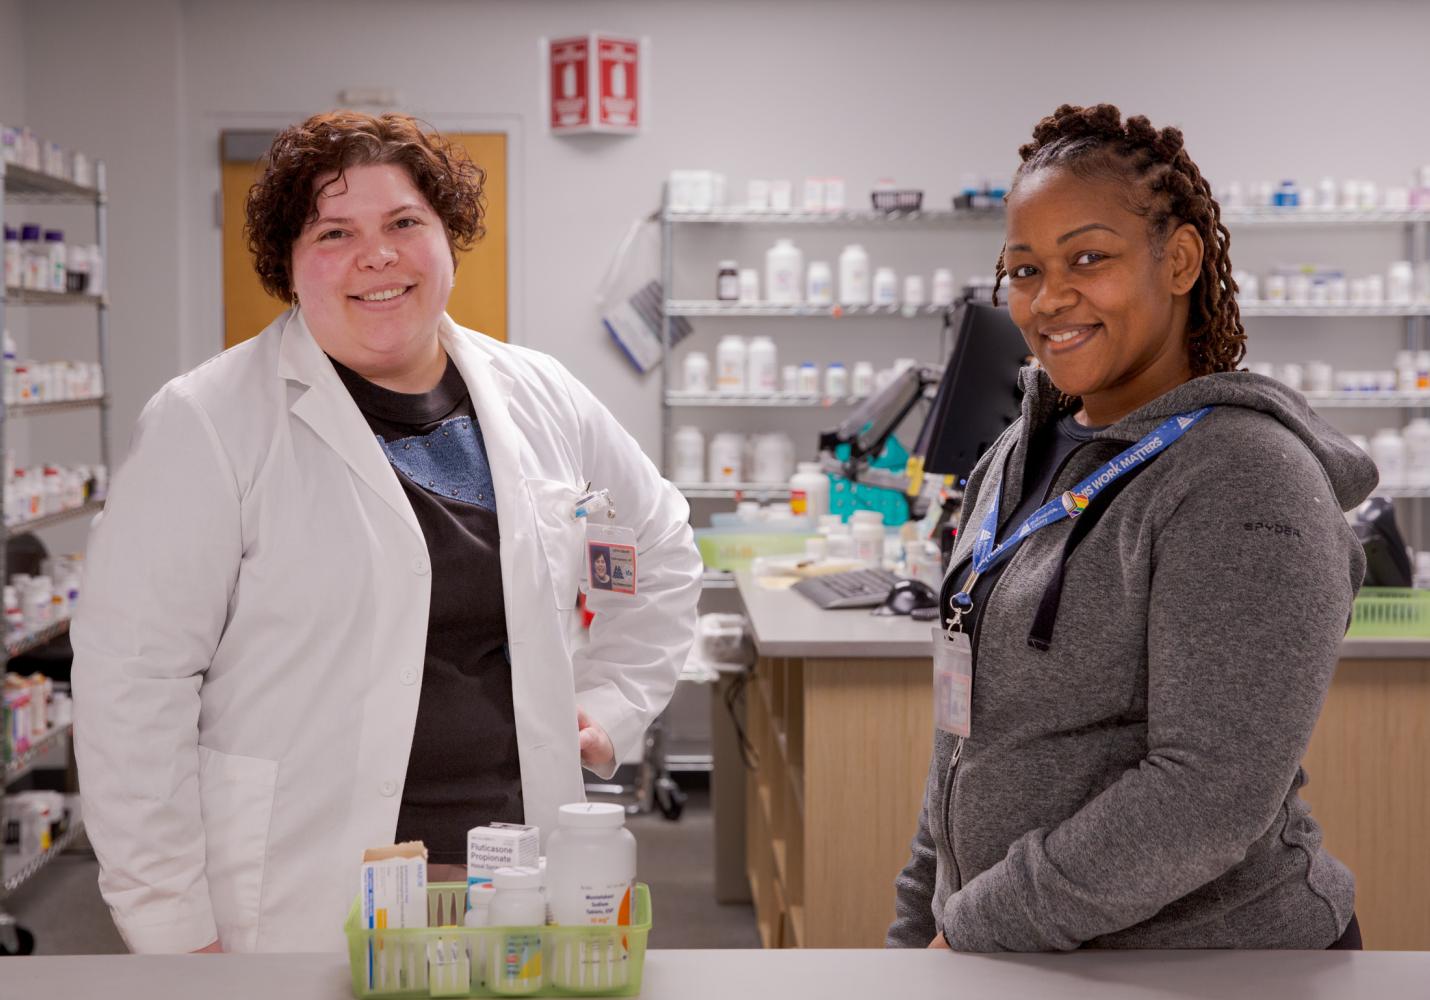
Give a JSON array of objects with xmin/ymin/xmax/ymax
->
[{"xmin": 887, "ymin": 368, "xmax": 1376, "ymax": 951}]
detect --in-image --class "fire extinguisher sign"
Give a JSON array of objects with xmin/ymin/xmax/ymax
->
[
  {"xmin": 596, "ymin": 36, "xmax": 640, "ymax": 129},
  {"xmin": 549, "ymin": 36, "xmax": 590, "ymax": 131},
  {"xmin": 544, "ymin": 33, "xmax": 644, "ymax": 135}
]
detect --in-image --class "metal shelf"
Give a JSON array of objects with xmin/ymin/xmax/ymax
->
[
  {"xmin": 666, "ymin": 207, "xmax": 1430, "ymax": 227},
  {"xmin": 3, "ymin": 813, "xmax": 85, "ymax": 895},
  {"xmin": 666, "ymin": 391, "xmax": 863, "ymax": 408},
  {"xmin": 5, "ymin": 499, "xmax": 103, "ymax": 536},
  {"xmin": 663, "ymin": 208, "xmax": 1004, "ymax": 226},
  {"xmin": 1222, "ymin": 207, "xmax": 1430, "ymax": 226},
  {"xmin": 0, "ymin": 162, "xmax": 102, "ymax": 203},
  {"xmin": 1383, "ymin": 487, "xmax": 1430, "ymax": 499},
  {"xmin": 1302, "ymin": 391, "xmax": 1430, "ymax": 408},
  {"xmin": 702, "ymin": 571, "xmax": 738, "ymax": 590},
  {"xmin": 666, "ymin": 301, "xmax": 948, "ymax": 319},
  {"xmin": 676, "ymin": 482, "xmax": 793, "ymax": 501},
  {"xmin": 1, "ymin": 287, "xmax": 103, "ymax": 307},
  {"xmin": 1238, "ymin": 303, "xmax": 1430, "ymax": 318},
  {"xmin": 4, "ymin": 723, "xmax": 72, "ymax": 786},
  {"xmin": 5, "ymin": 397, "xmax": 105, "ymax": 418},
  {"xmin": 5, "ymin": 618, "xmax": 71, "ymax": 659}
]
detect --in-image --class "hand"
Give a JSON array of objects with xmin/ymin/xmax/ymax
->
[
  {"xmin": 577, "ymin": 709, "xmax": 615, "ymax": 771},
  {"xmin": 192, "ymin": 940, "xmax": 223, "ymax": 954},
  {"xmin": 928, "ymin": 932, "xmax": 950, "ymax": 950}
]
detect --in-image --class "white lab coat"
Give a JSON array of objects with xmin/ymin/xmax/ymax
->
[{"xmin": 71, "ymin": 309, "xmax": 701, "ymax": 954}]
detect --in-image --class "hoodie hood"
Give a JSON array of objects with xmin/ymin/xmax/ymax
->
[{"xmin": 1015, "ymin": 367, "xmax": 1379, "ymax": 512}]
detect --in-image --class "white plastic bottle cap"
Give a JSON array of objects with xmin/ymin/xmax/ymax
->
[
  {"xmin": 557, "ymin": 802, "xmax": 627, "ymax": 828},
  {"xmin": 469, "ymin": 883, "xmax": 495, "ymax": 907},
  {"xmin": 492, "ymin": 866, "xmax": 543, "ymax": 889}
]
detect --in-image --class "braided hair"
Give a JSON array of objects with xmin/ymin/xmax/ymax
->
[{"xmin": 994, "ymin": 104, "xmax": 1245, "ymax": 377}]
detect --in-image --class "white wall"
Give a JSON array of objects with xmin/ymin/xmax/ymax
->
[
  {"xmin": 13, "ymin": 0, "xmax": 1430, "ymax": 476},
  {"xmin": 0, "ymin": 0, "xmax": 25, "ymax": 123}
]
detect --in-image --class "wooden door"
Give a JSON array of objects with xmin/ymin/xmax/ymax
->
[{"xmin": 220, "ymin": 130, "xmax": 507, "ymax": 349}]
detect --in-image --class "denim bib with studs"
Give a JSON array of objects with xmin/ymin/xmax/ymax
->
[{"xmin": 378, "ymin": 415, "xmax": 496, "ymax": 513}]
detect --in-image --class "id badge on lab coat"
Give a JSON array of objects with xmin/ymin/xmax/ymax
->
[
  {"xmin": 932, "ymin": 626, "xmax": 972, "ymax": 737},
  {"xmin": 585, "ymin": 523, "xmax": 638, "ymax": 597}
]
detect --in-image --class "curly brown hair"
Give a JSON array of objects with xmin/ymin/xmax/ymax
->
[
  {"xmin": 994, "ymin": 103, "xmax": 1245, "ymax": 378},
  {"xmin": 245, "ymin": 110, "xmax": 486, "ymax": 303}
]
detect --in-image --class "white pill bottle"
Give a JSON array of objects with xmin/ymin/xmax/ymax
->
[{"xmin": 546, "ymin": 802, "xmax": 637, "ymax": 927}]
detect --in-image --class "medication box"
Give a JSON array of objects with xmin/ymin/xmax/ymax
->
[
  {"xmin": 467, "ymin": 824, "xmax": 539, "ymax": 887},
  {"xmin": 360, "ymin": 843, "xmax": 429, "ymax": 991}
]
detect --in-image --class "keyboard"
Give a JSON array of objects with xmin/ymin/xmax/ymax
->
[{"xmin": 791, "ymin": 568, "xmax": 902, "ymax": 610}]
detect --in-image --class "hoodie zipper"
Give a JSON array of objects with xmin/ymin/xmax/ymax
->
[{"xmin": 936, "ymin": 437, "xmax": 1109, "ymax": 886}]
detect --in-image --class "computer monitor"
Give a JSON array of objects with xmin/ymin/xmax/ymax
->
[{"xmin": 914, "ymin": 301, "xmax": 1031, "ymax": 483}]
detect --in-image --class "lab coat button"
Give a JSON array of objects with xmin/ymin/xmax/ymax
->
[
  {"xmin": 400, "ymin": 668, "xmax": 416, "ymax": 685},
  {"xmin": 380, "ymin": 780, "xmax": 397, "ymax": 797},
  {"xmin": 412, "ymin": 556, "xmax": 430, "ymax": 575}
]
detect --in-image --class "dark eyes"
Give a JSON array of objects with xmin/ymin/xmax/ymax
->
[
  {"xmin": 1007, "ymin": 251, "xmax": 1107, "ymax": 279},
  {"xmin": 315, "ymin": 218, "xmax": 420, "ymax": 241}
]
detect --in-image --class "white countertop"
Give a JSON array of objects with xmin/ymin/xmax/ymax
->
[
  {"xmin": 4, "ymin": 949, "xmax": 1430, "ymax": 1000},
  {"xmin": 736, "ymin": 573, "xmax": 1430, "ymax": 662},
  {"xmin": 735, "ymin": 572, "xmax": 934, "ymax": 658},
  {"xmin": 1338, "ymin": 636, "xmax": 1430, "ymax": 659}
]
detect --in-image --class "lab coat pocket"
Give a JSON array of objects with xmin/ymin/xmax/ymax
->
[
  {"xmin": 524, "ymin": 477, "xmax": 586, "ymax": 610},
  {"xmin": 197, "ymin": 745, "xmax": 279, "ymax": 953}
]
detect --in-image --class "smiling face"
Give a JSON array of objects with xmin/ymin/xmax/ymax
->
[
  {"xmin": 290, "ymin": 162, "xmax": 454, "ymax": 391},
  {"xmin": 1001, "ymin": 167, "xmax": 1204, "ymax": 425}
]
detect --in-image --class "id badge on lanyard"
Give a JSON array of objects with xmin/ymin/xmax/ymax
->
[
  {"xmin": 933, "ymin": 625, "xmax": 973, "ymax": 737},
  {"xmin": 576, "ymin": 488, "xmax": 638, "ymax": 597}
]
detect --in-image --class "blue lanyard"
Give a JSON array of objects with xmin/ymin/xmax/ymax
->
[{"xmin": 951, "ymin": 407, "xmax": 1212, "ymax": 613}]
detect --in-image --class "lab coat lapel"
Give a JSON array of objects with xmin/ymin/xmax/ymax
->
[
  {"xmin": 440, "ymin": 317, "xmax": 528, "ymax": 525},
  {"xmin": 276, "ymin": 310, "xmax": 423, "ymax": 542},
  {"xmin": 439, "ymin": 319, "xmax": 543, "ymax": 638}
]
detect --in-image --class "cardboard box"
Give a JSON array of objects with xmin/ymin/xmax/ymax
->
[
  {"xmin": 467, "ymin": 823, "xmax": 539, "ymax": 887},
  {"xmin": 360, "ymin": 842, "xmax": 428, "ymax": 989}
]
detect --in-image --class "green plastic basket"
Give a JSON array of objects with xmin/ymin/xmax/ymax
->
[
  {"xmin": 1347, "ymin": 588, "xmax": 1430, "ymax": 638},
  {"xmin": 344, "ymin": 882, "xmax": 651, "ymax": 999}
]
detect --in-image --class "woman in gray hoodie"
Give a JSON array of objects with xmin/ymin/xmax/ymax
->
[{"xmin": 889, "ymin": 104, "xmax": 1375, "ymax": 952}]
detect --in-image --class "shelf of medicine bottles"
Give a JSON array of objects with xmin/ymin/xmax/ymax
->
[
  {"xmin": 6, "ymin": 499, "xmax": 103, "ymax": 536},
  {"xmin": 1237, "ymin": 303, "xmax": 1430, "ymax": 318},
  {"xmin": 1, "ymin": 287, "xmax": 103, "ymax": 307},
  {"xmin": 663, "ymin": 208, "xmax": 1004, "ymax": 226},
  {"xmin": 1301, "ymin": 391, "xmax": 1430, "ymax": 408},
  {"xmin": 1222, "ymin": 207, "xmax": 1430, "ymax": 227},
  {"xmin": 0, "ymin": 162, "xmax": 101, "ymax": 203},
  {"xmin": 677, "ymin": 482, "xmax": 794, "ymax": 501},
  {"xmin": 5, "ymin": 396, "xmax": 106, "ymax": 418},
  {"xmin": 5, "ymin": 618, "xmax": 70, "ymax": 659},
  {"xmin": 3, "ymin": 810, "xmax": 84, "ymax": 895},
  {"xmin": 666, "ymin": 301, "xmax": 948, "ymax": 319},
  {"xmin": 3, "ymin": 723, "xmax": 72, "ymax": 787},
  {"xmin": 666, "ymin": 391, "xmax": 863, "ymax": 408}
]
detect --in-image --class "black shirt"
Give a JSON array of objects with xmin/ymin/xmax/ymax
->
[
  {"xmin": 944, "ymin": 413, "xmax": 1105, "ymax": 642},
  {"xmin": 332, "ymin": 356, "xmax": 524, "ymax": 864}
]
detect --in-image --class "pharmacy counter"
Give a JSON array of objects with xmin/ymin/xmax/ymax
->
[
  {"xmin": 5, "ymin": 949, "xmax": 1430, "ymax": 1000},
  {"xmin": 731, "ymin": 573, "xmax": 1430, "ymax": 950},
  {"xmin": 732, "ymin": 572, "xmax": 937, "ymax": 948},
  {"xmin": 733, "ymin": 571, "xmax": 935, "ymax": 658},
  {"xmin": 1338, "ymin": 636, "xmax": 1430, "ymax": 658}
]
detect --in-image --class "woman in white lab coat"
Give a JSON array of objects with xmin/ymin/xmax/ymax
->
[{"xmin": 71, "ymin": 112, "xmax": 702, "ymax": 954}]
